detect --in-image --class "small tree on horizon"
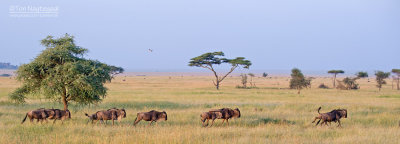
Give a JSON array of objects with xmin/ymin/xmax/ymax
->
[
  {"xmin": 290, "ymin": 68, "xmax": 311, "ymax": 94},
  {"xmin": 188, "ymin": 51, "xmax": 251, "ymax": 90},
  {"xmin": 375, "ymin": 71, "xmax": 390, "ymax": 91},
  {"xmin": 328, "ymin": 70, "xmax": 344, "ymax": 88},
  {"xmin": 262, "ymin": 72, "xmax": 268, "ymax": 77},
  {"xmin": 9, "ymin": 34, "xmax": 123, "ymax": 110},
  {"xmin": 392, "ymin": 69, "xmax": 400, "ymax": 90}
]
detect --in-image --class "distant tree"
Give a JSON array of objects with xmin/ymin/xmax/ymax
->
[
  {"xmin": 262, "ymin": 72, "xmax": 268, "ymax": 77},
  {"xmin": 289, "ymin": 68, "xmax": 311, "ymax": 94},
  {"xmin": 342, "ymin": 77, "xmax": 359, "ymax": 90},
  {"xmin": 188, "ymin": 52, "xmax": 251, "ymax": 90},
  {"xmin": 375, "ymin": 71, "xmax": 390, "ymax": 91},
  {"xmin": 356, "ymin": 71, "xmax": 368, "ymax": 78},
  {"xmin": 240, "ymin": 73, "xmax": 248, "ymax": 88},
  {"xmin": 328, "ymin": 70, "xmax": 344, "ymax": 88},
  {"xmin": 392, "ymin": 69, "xmax": 400, "ymax": 90},
  {"xmin": 9, "ymin": 34, "xmax": 123, "ymax": 110},
  {"xmin": 248, "ymin": 73, "xmax": 255, "ymax": 87}
]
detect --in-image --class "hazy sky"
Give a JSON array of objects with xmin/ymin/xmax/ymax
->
[{"xmin": 1, "ymin": 0, "xmax": 399, "ymax": 73}]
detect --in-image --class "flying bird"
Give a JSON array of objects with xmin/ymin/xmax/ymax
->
[{"xmin": 148, "ymin": 49, "xmax": 153, "ymax": 52}]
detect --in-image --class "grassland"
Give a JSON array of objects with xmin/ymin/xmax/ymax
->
[{"xmin": 0, "ymin": 75, "xmax": 399, "ymax": 144}]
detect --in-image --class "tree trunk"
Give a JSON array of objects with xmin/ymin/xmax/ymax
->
[
  {"xmin": 333, "ymin": 74, "xmax": 337, "ymax": 88},
  {"xmin": 397, "ymin": 78, "xmax": 399, "ymax": 90},
  {"xmin": 62, "ymin": 88, "xmax": 68, "ymax": 110},
  {"xmin": 216, "ymin": 81, "xmax": 220, "ymax": 90}
]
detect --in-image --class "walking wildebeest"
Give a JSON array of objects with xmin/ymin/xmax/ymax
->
[
  {"xmin": 49, "ymin": 109, "xmax": 71, "ymax": 124},
  {"xmin": 312, "ymin": 107, "xmax": 347, "ymax": 127},
  {"xmin": 208, "ymin": 108, "xmax": 241, "ymax": 126},
  {"xmin": 133, "ymin": 110, "xmax": 167, "ymax": 126},
  {"xmin": 200, "ymin": 111, "xmax": 223, "ymax": 127},
  {"xmin": 21, "ymin": 108, "xmax": 53, "ymax": 124},
  {"xmin": 85, "ymin": 108, "xmax": 126, "ymax": 125}
]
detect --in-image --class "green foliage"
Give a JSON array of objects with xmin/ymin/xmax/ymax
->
[
  {"xmin": 328, "ymin": 70, "xmax": 345, "ymax": 74},
  {"xmin": 356, "ymin": 71, "xmax": 368, "ymax": 78},
  {"xmin": 289, "ymin": 68, "xmax": 311, "ymax": 94},
  {"xmin": 188, "ymin": 51, "xmax": 251, "ymax": 89},
  {"xmin": 9, "ymin": 34, "xmax": 123, "ymax": 109},
  {"xmin": 375, "ymin": 71, "xmax": 390, "ymax": 91},
  {"xmin": 342, "ymin": 77, "xmax": 359, "ymax": 90}
]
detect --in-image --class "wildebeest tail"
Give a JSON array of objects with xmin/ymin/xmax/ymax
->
[
  {"xmin": 21, "ymin": 113, "xmax": 28, "ymax": 124},
  {"xmin": 317, "ymin": 107, "xmax": 322, "ymax": 114},
  {"xmin": 85, "ymin": 113, "xmax": 90, "ymax": 117}
]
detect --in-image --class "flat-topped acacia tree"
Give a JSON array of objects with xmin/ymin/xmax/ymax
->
[
  {"xmin": 188, "ymin": 51, "xmax": 251, "ymax": 90},
  {"xmin": 9, "ymin": 34, "xmax": 123, "ymax": 110},
  {"xmin": 328, "ymin": 70, "xmax": 344, "ymax": 88}
]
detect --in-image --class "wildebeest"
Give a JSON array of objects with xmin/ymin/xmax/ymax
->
[
  {"xmin": 85, "ymin": 108, "xmax": 126, "ymax": 125},
  {"xmin": 200, "ymin": 111, "xmax": 223, "ymax": 127},
  {"xmin": 48, "ymin": 109, "xmax": 71, "ymax": 124},
  {"xmin": 312, "ymin": 107, "xmax": 347, "ymax": 127},
  {"xmin": 133, "ymin": 110, "xmax": 167, "ymax": 126},
  {"xmin": 208, "ymin": 108, "xmax": 241, "ymax": 126},
  {"xmin": 21, "ymin": 108, "xmax": 54, "ymax": 124}
]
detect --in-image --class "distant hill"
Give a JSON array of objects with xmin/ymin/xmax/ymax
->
[{"xmin": 0, "ymin": 62, "xmax": 18, "ymax": 69}]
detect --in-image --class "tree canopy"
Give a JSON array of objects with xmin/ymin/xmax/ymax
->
[
  {"xmin": 356, "ymin": 71, "xmax": 368, "ymax": 78},
  {"xmin": 375, "ymin": 71, "xmax": 390, "ymax": 91},
  {"xmin": 188, "ymin": 51, "xmax": 251, "ymax": 90},
  {"xmin": 290, "ymin": 68, "xmax": 311, "ymax": 94},
  {"xmin": 9, "ymin": 34, "xmax": 123, "ymax": 110}
]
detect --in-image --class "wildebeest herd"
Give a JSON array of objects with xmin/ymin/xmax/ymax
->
[{"xmin": 21, "ymin": 106, "xmax": 348, "ymax": 127}]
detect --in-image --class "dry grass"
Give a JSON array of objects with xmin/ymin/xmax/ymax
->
[{"xmin": 0, "ymin": 75, "xmax": 399, "ymax": 144}]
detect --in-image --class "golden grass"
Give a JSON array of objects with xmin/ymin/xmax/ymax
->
[{"xmin": 0, "ymin": 75, "xmax": 399, "ymax": 144}]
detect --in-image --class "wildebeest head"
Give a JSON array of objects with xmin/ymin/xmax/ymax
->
[
  {"xmin": 65, "ymin": 109, "xmax": 71, "ymax": 119},
  {"xmin": 121, "ymin": 109, "xmax": 126, "ymax": 118},
  {"xmin": 338, "ymin": 109, "xmax": 347, "ymax": 118},
  {"xmin": 234, "ymin": 108, "xmax": 241, "ymax": 118},
  {"xmin": 162, "ymin": 111, "xmax": 167, "ymax": 121}
]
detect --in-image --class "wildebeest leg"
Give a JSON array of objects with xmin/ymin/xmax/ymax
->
[
  {"xmin": 53, "ymin": 119, "xmax": 57, "ymax": 124},
  {"xmin": 315, "ymin": 119, "xmax": 321, "ymax": 126},
  {"xmin": 337, "ymin": 120, "xmax": 341, "ymax": 127},
  {"xmin": 210, "ymin": 119, "xmax": 216, "ymax": 127},
  {"xmin": 112, "ymin": 119, "xmax": 114, "ymax": 126},
  {"xmin": 203, "ymin": 119, "xmax": 209, "ymax": 127},
  {"xmin": 221, "ymin": 119, "xmax": 225, "ymax": 125},
  {"xmin": 324, "ymin": 121, "xmax": 328, "ymax": 126},
  {"xmin": 149, "ymin": 120, "xmax": 154, "ymax": 126}
]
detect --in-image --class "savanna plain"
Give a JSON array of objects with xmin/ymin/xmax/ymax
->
[{"xmin": 0, "ymin": 74, "xmax": 399, "ymax": 144}]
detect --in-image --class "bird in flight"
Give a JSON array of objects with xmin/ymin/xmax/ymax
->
[{"xmin": 148, "ymin": 49, "xmax": 153, "ymax": 52}]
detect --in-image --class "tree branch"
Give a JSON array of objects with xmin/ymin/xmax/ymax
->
[{"xmin": 219, "ymin": 65, "xmax": 238, "ymax": 82}]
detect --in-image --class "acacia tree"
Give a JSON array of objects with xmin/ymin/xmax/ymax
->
[
  {"xmin": 328, "ymin": 70, "xmax": 344, "ymax": 88},
  {"xmin": 289, "ymin": 68, "xmax": 311, "ymax": 94},
  {"xmin": 392, "ymin": 69, "xmax": 400, "ymax": 90},
  {"xmin": 188, "ymin": 52, "xmax": 251, "ymax": 90},
  {"xmin": 9, "ymin": 34, "xmax": 123, "ymax": 110},
  {"xmin": 375, "ymin": 71, "xmax": 390, "ymax": 91}
]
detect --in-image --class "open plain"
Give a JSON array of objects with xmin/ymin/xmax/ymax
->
[{"xmin": 0, "ymin": 74, "xmax": 399, "ymax": 143}]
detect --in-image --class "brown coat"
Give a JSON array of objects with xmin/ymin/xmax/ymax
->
[
  {"xmin": 133, "ymin": 110, "xmax": 167, "ymax": 126},
  {"xmin": 312, "ymin": 107, "xmax": 347, "ymax": 127}
]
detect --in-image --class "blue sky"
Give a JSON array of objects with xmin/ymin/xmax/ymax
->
[{"xmin": 1, "ymin": 0, "xmax": 399, "ymax": 74}]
